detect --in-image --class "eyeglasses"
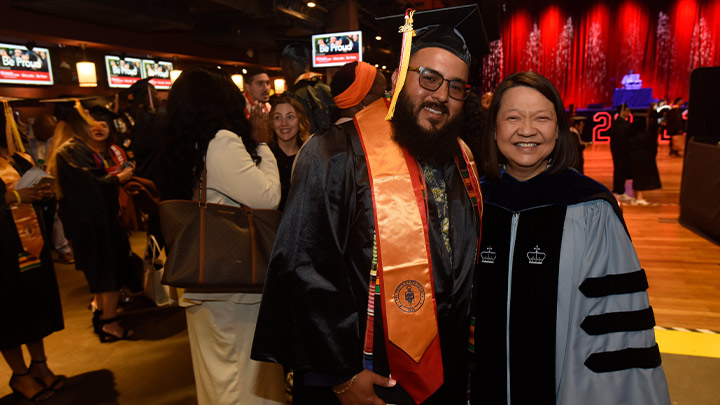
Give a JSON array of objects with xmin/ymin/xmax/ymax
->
[{"xmin": 407, "ymin": 67, "xmax": 472, "ymax": 101}]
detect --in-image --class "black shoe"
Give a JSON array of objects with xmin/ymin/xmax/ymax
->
[
  {"xmin": 92, "ymin": 310, "xmax": 103, "ymax": 335},
  {"xmin": 98, "ymin": 317, "xmax": 134, "ymax": 343},
  {"xmin": 9, "ymin": 372, "xmax": 54, "ymax": 401},
  {"xmin": 29, "ymin": 358, "xmax": 66, "ymax": 391}
]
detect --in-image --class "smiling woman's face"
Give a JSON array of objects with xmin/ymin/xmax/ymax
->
[
  {"xmin": 90, "ymin": 121, "xmax": 110, "ymax": 144},
  {"xmin": 272, "ymin": 103, "xmax": 299, "ymax": 144},
  {"xmin": 495, "ymin": 86, "xmax": 558, "ymax": 181}
]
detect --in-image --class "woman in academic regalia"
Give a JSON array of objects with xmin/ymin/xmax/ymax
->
[
  {"xmin": 48, "ymin": 102, "xmax": 136, "ymax": 343},
  {"xmin": 1, "ymin": 105, "xmax": 65, "ymax": 401}
]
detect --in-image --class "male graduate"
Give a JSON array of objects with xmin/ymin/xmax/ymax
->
[{"xmin": 252, "ymin": 6, "xmax": 489, "ymax": 404}]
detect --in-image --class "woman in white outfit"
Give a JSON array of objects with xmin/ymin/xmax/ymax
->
[{"xmin": 157, "ymin": 67, "xmax": 286, "ymax": 405}]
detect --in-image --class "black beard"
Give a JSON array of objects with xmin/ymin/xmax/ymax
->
[{"xmin": 391, "ymin": 90, "xmax": 464, "ymax": 165}]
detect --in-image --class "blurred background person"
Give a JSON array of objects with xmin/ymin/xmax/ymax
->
[
  {"xmin": 329, "ymin": 60, "xmax": 386, "ymax": 121},
  {"xmin": 1, "ymin": 110, "xmax": 65, "ymax": 402},
  {"xmin": 121, "ymin": 78, "xmax": 164, "ymax": 183},
  {"xmin": 48, "ymin": 103, "xmax": 136, "ymax": 343},
  {"xmin": 28, "ymin": 113, "xmax": 75, "ymax": 264},
  {"xmin": 458, "ymin": 92, "xmax": 486, "ymax": 169},
  {"xmin": 157, "ymin": 66, "xmax": 284, "ymax": 405},
  {"xmin": 243, "ymin": 67, "xmax": 271, "ymax": 115},
  {"xmin": 569, "ymin": 116, "xmax": 590, "ymax": 174},
  {"xmin": 609, "ymin": 103, "xmax": 633, "ymax": 202},
  {"xmin": 666, "ymin": 97, "xmax": 685, "ymax": 157},
  {"xmin": 267, "ymin": 97, "xmax": 310, "ymax": 211},
  {"xmin": 280, "ymin": 42, "xmax": 337, "ymax": 133},
  {"xmin": 628, "ymin": 112, "xmax": 662, "ymax": 205}
]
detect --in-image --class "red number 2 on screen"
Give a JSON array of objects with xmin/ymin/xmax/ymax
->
[{"xmin": 593, "ymin": 112, "xmax": 611, "ymax": 142}]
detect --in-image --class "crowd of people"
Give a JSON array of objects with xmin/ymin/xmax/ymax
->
[{"xmin": 0, "ymin": 5, "xmax": 677, "ymax": 404}]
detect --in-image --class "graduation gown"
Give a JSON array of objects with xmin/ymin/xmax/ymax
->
[
  {"xmin": 0, "ymin": 157, "xmax": 63, "ymax": 350},
  {"xmin": 471, "ymin": 169, "xmax": 670, "ymax": 405},
  {"xmin": 56, "ymin": 139, "xmax": 133, "ymax": 293},
  {"xmin": 252, "ymin": 120, "xmax": 479, "ymax": 404}
]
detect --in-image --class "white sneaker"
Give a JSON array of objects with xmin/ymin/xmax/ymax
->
[
  {"xmin": 615, "ymin": 193, "xmax": 633, "ymax": 202},
  {"xmin": 632, "ymin": 198, "xmax": 650, "ymax": 206}
]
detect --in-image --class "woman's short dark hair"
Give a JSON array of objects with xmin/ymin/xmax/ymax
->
[
  {"xmin": 481, "ymin": 71, "xmax": 576, "ymax": 180},
  {"xmin": 158, "ymin": 66, "xmax": 256, "ymax": 200}
]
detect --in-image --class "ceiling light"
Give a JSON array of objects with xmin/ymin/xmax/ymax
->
[
  {"xmin": 76, "ymin": 44, "xmax": 96, "ymax": 87},
  {"xmin": 231, "ymin": 74, "xmax": 244, "ymax": 91},
  {"xmin": 375, "ymin": 36, "xmax": 382, "ymax": 41},
  {"xmin": 274, "ymin": 78, "xmax": 286, "ymax": 94},
  {"xmin": 307, "ymin": 2, "xmax": 316, "ymax": 7},
  {"xmin": 76, "ymin": 61, "xmax": 97, "ymax": 87}
]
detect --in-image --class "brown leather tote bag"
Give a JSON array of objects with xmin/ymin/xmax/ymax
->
[{"xmin": 159, "ymin": 168, "xmax": 281, "ymax": 293}]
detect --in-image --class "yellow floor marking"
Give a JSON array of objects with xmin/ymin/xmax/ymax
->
[{"xmin": 655, "ymin": 328, "xmax": 720, "ymax": 359}]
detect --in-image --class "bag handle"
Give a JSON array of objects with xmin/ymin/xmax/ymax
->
[{"xmin": 198, "ymin": 165, "xmax": 207, "ymax": 283}]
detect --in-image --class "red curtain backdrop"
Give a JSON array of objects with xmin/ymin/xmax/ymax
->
[{"xmin": 482, "ymin": 0, "xmax": 720, "ymax": 108}]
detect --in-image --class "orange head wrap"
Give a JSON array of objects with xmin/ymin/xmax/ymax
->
[{"xmin": 333, "ymin": 62, "xmax": 377, "ymax": 109}]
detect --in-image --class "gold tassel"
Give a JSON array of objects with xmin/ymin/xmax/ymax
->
[
  {"xmin": 2, "ymin": 100, "xmax": 25, "ymax": 154},
  {"xmin": 385, "ymin": 9, "xmax": 415, "ymax": 121},
  {"xmin": 73, "ymin": 98, "xmax": 96, "ymax": 126}
]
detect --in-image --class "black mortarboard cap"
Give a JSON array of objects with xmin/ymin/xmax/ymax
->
[
  {"xmin": 127, "ymin": 78, "xmax": 153, "ymax": 98},
  {"xmin": 40, "ymin": 96, "xmax": 96, "ymax": 123},
  {"xmin": 89, "ymin": 106, "xmax": 119, "ymax": 126},
  {"xmin": 376, "ymin": 5, "xmax": 490, "ymax": 65}
]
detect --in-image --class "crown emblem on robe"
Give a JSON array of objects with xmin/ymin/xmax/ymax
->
[
  {"xmin": 480, "ymin": 246, "xmax": 496, "ymax": 264},
  {"xmin": 527, "ymin": 245, "xmax": 546, "ymax": 265}
]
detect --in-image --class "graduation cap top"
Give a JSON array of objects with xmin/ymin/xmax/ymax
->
[
  {"xmin": 376, "ymin": 4, "xmax": 490, "ymax": 66},
  {"xmin": 39, "ymin": 97, "xmax": 96, "ymax": 125}
]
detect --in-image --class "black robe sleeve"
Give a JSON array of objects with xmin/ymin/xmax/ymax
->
[{"xmin": 252, "ymin": 123, "xmax": 371, "ymax": 377}]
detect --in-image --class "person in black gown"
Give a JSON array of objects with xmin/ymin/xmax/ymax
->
[
  {"xmin": 48, "ymin": 104, "xmax": 135, "ymax": 343},
  {"xmin": 1, "ymin": 110, "xmax": 65, "ymax": 401}
]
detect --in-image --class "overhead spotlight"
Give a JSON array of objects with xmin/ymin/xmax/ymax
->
[
  {"xmin": 375, "ymin": 36, "xmax": 382, "ymax": 41},
  {"xmin": 374, "ymin": 64, "xmax": 379, "ymax": 68},
  {"xmin": 307, "ymin": 1, "xmax": 316, "ymax": 7},
  {"xmin": 382, "ymin": 65, "xmax": 386, "ymax": 70},
  {"xmin": 242, "ymin": 68, "xmax": 247, "ymax": 74}
]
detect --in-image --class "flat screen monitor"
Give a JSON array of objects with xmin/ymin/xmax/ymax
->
[
  {"xmin": 311, "ymin": 31, "xmax": 362, "ymax": 68},
  {"xmin": 0, "ymin": 43, "xmax": 53, "ymax": 85},
  {"xmin": 105, "ymin": 55, "xmax": 143, "ymax": 88},
  {"xmin": 142, "ymin": 60, "xmax": 173, "ymax": 90}
]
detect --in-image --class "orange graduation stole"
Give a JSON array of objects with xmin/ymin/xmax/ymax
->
[{"xmin": 354, "ymin": 98, "xmax": 443, "ymax": 403}]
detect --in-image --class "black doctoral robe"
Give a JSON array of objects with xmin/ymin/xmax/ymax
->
[{"xmin": 252, "ymin": 120, "xmax": 479, "ymax": 404}]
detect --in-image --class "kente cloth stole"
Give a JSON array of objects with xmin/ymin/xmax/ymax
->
[
  {"xmin": 0, "ymin": 154, "xmax": 43, "ymax": 270},
  {"xmin": 354, "ymin": 98, "xmax": 482, "ymax": 404},
  {"xmin": 72, "ymin": 138, "xmax": 127, "ymax": 175}
]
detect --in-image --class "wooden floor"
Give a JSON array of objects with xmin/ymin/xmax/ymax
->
[{"xmin": 583, "ymin": 143, "xmax": 720, "ymax": 332}]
